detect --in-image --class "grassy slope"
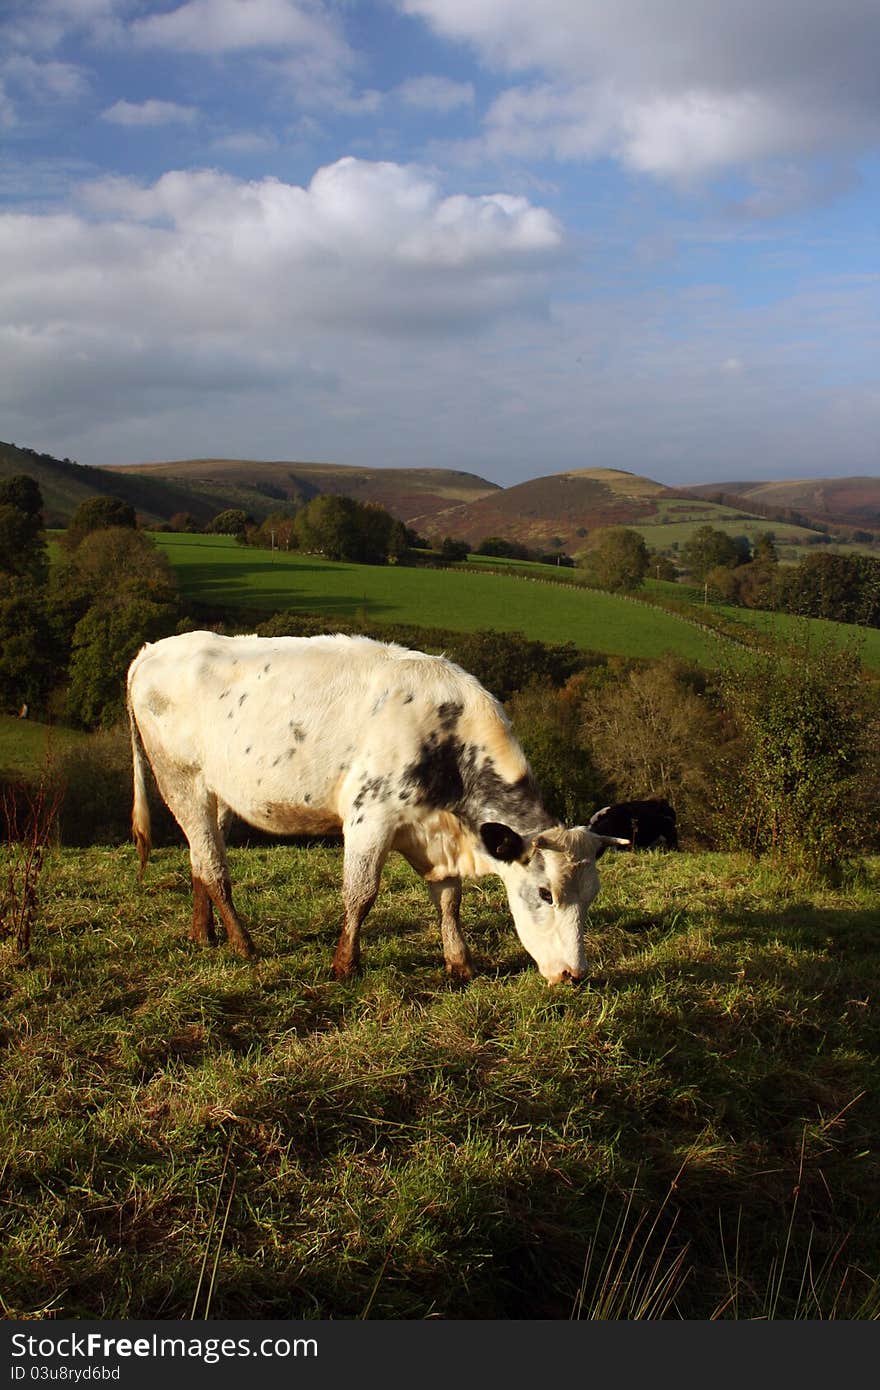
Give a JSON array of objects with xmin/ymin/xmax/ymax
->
[
  {"xmin": 154, "ymin": 534, "xmax": 729, "ymax": 666},
  {"xmin": 2, "ymin": 845, "xmax": 878, "ymax": 1319},
  {"xmin": 0, "ymin": 715, "xmax": 85, "ymax": 778}
]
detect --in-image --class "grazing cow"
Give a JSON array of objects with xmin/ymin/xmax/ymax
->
[
  {"xmin": 127, "ymin": 631, "xmax": 627, "ymax": 984},
  {"xmin": 587, "ymin": 799, "xmax": 678, "ymax": 855}
]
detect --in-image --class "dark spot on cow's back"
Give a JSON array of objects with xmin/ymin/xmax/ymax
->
[
  {"xmin": 238, "ymin": 693, "xmax": 248, "ymax": 706},
  {"xmin": 437, "ymin": 701, "xmax": 463, "ymax": 732}
]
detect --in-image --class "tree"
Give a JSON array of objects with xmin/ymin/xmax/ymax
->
[
  {"xmin": 64, "ymin": 495, "xmax": 137, "ymax": 549},
  {"xmin": 169, "ymin": 512, "xmax": 201, "ymax": 533},
  {"xmin": 508, "ymin": 679, "xmax": 603, "ymax": 824},
  {"xmin": 680, "ymin": 525, "xmax": 743, "ymax": 582},
  {"xmin": 209, "ymin": 509, "xmax": 251, "ymax": 537},
  {"xmin": 0, "ymin": 475, "xmax": 47, "ymax": 582},
  {"xmin": 440, "ymin": 536, "xmax": 469, "ymax": 562},
  {"xmin": 579, "ymin": 659, "xmax": 727, "ymax": 842},
  {"xmin": 293, "ymin": 495, "xmax": 411, "ymax": 564},
  {"xmin": 577, "ymin": 527, "xmax": 649, "ymax": 592},
  {"xmin": 49, "ymin": 527, "xmax": 180, "ymax": 726}
]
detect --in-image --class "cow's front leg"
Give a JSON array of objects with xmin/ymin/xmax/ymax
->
[
  {"xmin": 190, "ymin": 875, "xmax": 217, "ymax": 945},
  {"xmin": 332, "ymin": 824, "xmax": 390, "ymax": 979},
  {"xmin": 428, "ymin": 877, "xmax": 473, "ymax": 983}
]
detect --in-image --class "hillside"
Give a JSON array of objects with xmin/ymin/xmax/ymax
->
[
  {"xmin": 406, "ymin": 466, "xmax": 823, "ymax": 552},
  {"xmin": 110, "ymin": 457, "xmax": 499, "ymax": 527},
  {"xmin": 3, "ymin": 440, "xmax": 866, "ymax": 555},
  {"xmin": 683, "ymin": 477, "xmax": 880, "ymax": 533},
  {"xmin": 0, "ymin": 441, "xmax": 242, "ymax": 527}
]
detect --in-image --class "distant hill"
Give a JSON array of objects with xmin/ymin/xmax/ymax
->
[
  {"xmin": 0, "ymin": 444, "xmax": 499, "ymax": 529},
  {"xmin": 0, "ymin": 441, "xmax": 242, "ymax": 527},
  {"xmin": 682, "ymin": 478, "xmax": 880, "ymax": 534},
  {"xmin": 4, "ymin": 440, "xmax": 873, "ymax": 556},
  {"xmin": 110, "ymin": 457, "xmax": 500, "ymax": 528},
  {"xmin": 405, "ymin": 466, "xmax": 826, "ymax": 552},
  {"xmin": 406, "ymin": 468, "xmax": 667, "ymax": 547}
]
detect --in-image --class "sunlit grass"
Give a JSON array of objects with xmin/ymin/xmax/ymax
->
[{"xmin": 2, "ymin": 844, "xmax": 878, "ymax": 1318}]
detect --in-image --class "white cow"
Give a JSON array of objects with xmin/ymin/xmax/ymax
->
[{"xmin": 127, "ymin": 631, "xmax": 626, "ymax": 983}]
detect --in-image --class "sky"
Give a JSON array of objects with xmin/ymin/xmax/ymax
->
[{"xmin": 2, "ymin": 0, "xmax": 880, "ymax": 487}]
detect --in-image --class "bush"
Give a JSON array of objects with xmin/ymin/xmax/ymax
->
[
  {"xmin": 579, "ymin": 658, "xmax": 729, "ymax": 846},
  {"xmin": 507, "ymin": 680, "xmax": 605, "ymax": 824},
  {"xmin": 54, "ymin": 727, "xmax": 181, "ymax": 848},
  {"xmin": 718, "ymin": 634, "xmax": 879, "ymax": 877}
]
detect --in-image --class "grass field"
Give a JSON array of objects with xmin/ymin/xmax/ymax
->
[
  {"xmin": 152, "ymin": 534, "xmax": 728, "ymax": 665},
  {"xmin": 2, "ymin": 843, "xmax": 878, "ymax": 1319},
  {"xmin": 0, "ymin": 714, "xmax": 84, "ymax": 778}
]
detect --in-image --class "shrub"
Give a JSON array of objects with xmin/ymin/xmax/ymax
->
[
  {"xmin": 579, "ymin": 658, "xmax": 729, "ymax": 846},
  {"xmin": 718, "ymin": 633, "xmax": 878, "ymax": 877},
  {"xmin": 54, "ymin": 726, "xmax": 181, "ymax": 848},
  {"xmin": 507, "ymin": 680, "xmax": 605, "ymax": 824}
]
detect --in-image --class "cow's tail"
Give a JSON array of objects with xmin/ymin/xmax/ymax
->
[{"xmin": 126, "ymin": 676, "xmax": 152, "ymax": 883}]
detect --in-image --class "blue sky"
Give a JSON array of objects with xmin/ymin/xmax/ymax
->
[{"xmin": 2, "ymin": 0, "xmax": 879, "ymax": 486}]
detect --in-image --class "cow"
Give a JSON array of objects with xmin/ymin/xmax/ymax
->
[
  {"xmin": 587, "ymin": 799, "xmax": 678, "ymax": 855},
  {"xmin": 127, "ymin": 631, "xmax": 628, "ymax": 985}
]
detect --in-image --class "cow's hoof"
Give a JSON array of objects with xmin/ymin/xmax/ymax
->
[
  {"xmin": 332, "ymin": 952, "xmax": 360, "ymax": 980},
  {"xmin": 445, "ymin": 961, "xmax": 474, "ymax": 986},
  {"xmin": 232, "ymin": 939, "xmax": 257, "ymax": 960}
]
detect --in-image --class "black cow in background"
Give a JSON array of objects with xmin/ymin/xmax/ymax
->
[{"xmin": 587, "ymin": 799, "xmax": 678, "ymax": 856}]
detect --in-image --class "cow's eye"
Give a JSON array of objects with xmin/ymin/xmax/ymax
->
[{"xmin": 538, "ymin": 887, "xmax": 553, "ymax": 905}]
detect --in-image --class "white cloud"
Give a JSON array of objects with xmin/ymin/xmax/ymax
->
[
  {"xmin": 398, "ymin": 0, "xmax": 880, "ymax": 182},
  {"xmin": 0, "ymin": 157, "xmax": 563, "ymax": 443},
  {"xmin": 101, "ymin": 99, "xmax": 198, "ymax": 126},
  {"xmin": 129, "ymin": 0, "xmax": 349, "ymax": 60},
  {"xmin": 398, "ymin": 74, "xmax": 474, "ymax": 112}
]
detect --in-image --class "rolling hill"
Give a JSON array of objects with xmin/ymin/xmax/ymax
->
[
  {"xmin": 682, "ymin": 477, "xmax": 880, "ymax": 533},
  {"xmin": 4, "ymin": 439, "xmax": 875, "ymax": 555},
  {"xmin": 110, "ymin": 456, "xmax": 500, "ymax": 528}
]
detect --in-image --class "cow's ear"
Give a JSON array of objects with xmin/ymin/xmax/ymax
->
[
  {"xmin": 480, "ymin": 822, "xmax": 527, "ymax": 863},
  {"xmin": 589, "ymin": 832, "xmax": 631, "ymax": 859}
]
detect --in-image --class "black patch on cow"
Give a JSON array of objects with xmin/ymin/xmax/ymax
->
[
  {"xmin": 264, "ymin": 663, "xmax": 271, "ymax": 673},
  {"xmin": 289, "ymin": 722, "xmax": 306, "ymax": 742},
  {"xmin": 244, "ymin": 746, "xmax": 251, "ymax": 754},
  {"xmin": 304, "ymin": 793, "xmax": 311, "ymax": 803},
  {"xmin": 272, "ymin": 756, "xmax": 281, "ymax": 767},
  {"xmin": 403, "ymin": 693, "xmax": 414, "ymax": 704},
  {"xmin": 402, "ymin": 732, "xmax": 465, "ymax": 808},
  {"xmin": 219, "ymin": 689, "xmax": 230, "ymax": 700},
  {"xmin": 238, "ymin": 693, "xmax": 248, "ymax": 707},
  {"xmin": 436, "ymin": 701, "xmax": 463, "ymax": 732},
  {"xmin": 352, "ymin": 775, "xmax": 390, "ymax": 811},
  {"xmin": 400, "ymin": 733, "xmax": 548, "ymax": 836},
  {"xmin": 286, "ymin": 748, "xmax": 296, "ymax": 759}
]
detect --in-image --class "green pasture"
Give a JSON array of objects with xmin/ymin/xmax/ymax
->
[
  {"xmin": 632, "ymin": 516, "xmax": 819, "ymax": 553},
  {"xmin": 152, "ymin": 533, "xmax": 728, "ymax": 665},
  {"xmin": 2, "ymin": 843, "xmax": 879, "ymax": 1319},
  {"xmin": 0, "ymin": 714, "xmax": 84, "ymax": 778}
]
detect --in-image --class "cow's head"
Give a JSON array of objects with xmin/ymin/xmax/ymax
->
[{"xmin": 479, "ymin": 822, "xmax": 629, "ymax": 984}]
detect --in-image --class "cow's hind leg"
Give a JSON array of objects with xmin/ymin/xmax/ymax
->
[
  {"xmin": 189, "ymin": 799, "xmax": 237, "ymax": 947},
  {"xmin": 154, "ymin": 775, "xmax": 254, "ymax": 959},
  {"xmin": 428, "ymin": 877, "xmax": 473, "ymax": 983},
  {"xmin": 332, "ymin": 821, "xmax": 392, "ymax": 980}
]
